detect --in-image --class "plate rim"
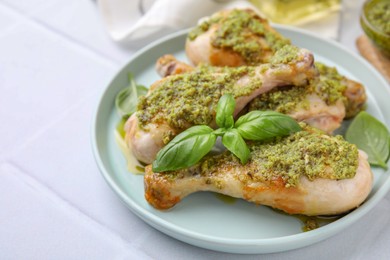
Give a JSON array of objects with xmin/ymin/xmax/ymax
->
[{"xmin": 91, "ymin": 25, "xmax": 390, "ymax": 254}]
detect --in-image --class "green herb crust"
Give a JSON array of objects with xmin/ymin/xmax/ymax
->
[
  {"xmin": 188, "ymin": 9, "xmax": 290, "ymax": 64},
  {"xmin": 197, "ymin": 125, "xmax": 359, "ymax": 187},
  {"xmin": 316, "ymin": 62, "xmax": 347, "ymax": 105},
  {"xmin": 269, "ymin": 45, "xmax": 300, "ymax": 65},
  {"xmin": 137, "ymin": 66, "xmax": 260, "ymax": 133}
]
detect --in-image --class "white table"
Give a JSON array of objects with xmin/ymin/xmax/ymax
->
[{"xmin": 1, "ymin": 0, "xmax": 389, "ymax": 259}]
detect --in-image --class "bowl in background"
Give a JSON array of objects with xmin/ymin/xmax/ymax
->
[{"xmin": 360, "ymin": 0, "xmax": 390, "ymax": 57}]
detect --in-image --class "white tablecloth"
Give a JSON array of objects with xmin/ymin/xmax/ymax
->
[{"xmin": 1, "ymin": 0, "xmax": 389, "ymax": 259}]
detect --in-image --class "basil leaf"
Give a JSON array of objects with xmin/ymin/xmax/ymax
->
[
  {"xmin": 152, "ymin": 125, "xmax": 216, "ymax": 172},
  {"xmin": 346, "ymin": 111, "xmax": 390, "ymax": 169},
  {"xmin": 115, "ymin": 73, "xmax": 148, "ymax": 118},
  {"xmin": 216, "ymin": 94, "xmax": 235, "ymax": 129},
  {"xmin": 213, "ymin": 128, "xmax": 226, "ymax": 136},
  {"xmin": 222, "ymin": 128, "xmax": 250, "ymax": 164},
  {"xmin": 235, "ymin": 111, "xmax": 301, "ymax": 140}
]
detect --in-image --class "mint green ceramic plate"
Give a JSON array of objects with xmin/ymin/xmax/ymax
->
[{"xmin": 92, "ymin": 26, "xmax": 390, "ymax": 254}]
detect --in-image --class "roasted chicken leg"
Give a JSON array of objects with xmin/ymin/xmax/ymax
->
[
  {"xmin": 155, "ymin": 56, "xmax": 365, "ymax": 133},
  {"xmin": 126, "ymin": 47, "xmax": 316, "ymax": 164},
  {"xmin": 186, "ymin": 9, "xmax": 290, "ymax": 66},
  {"xmin": 144, "ymin": 126, "xmax": 373, "ymax": 216}
]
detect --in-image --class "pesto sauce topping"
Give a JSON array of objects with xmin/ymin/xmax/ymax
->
[
  {"xmin": 248, "ymin": 62, "xmax": 347, "ymax": 113},
  {"xmin": 137, "ymin": 66, "xmax": 261, "ymax": 133},
  {"xmin": 249, "ymin": 126, "xmax": 358, "ymax": 187},
  {"xmin": 199, "ymin": 125, "xmax": 359, "ymax": 187},
  {"xmin": 188, "ymin": 16, "xmax": 220, "ymax": 40},
  {"xmin": 269, "ymin": 45, "xmax": 300, "ymax": 65},
  {"xmin": 248, "ymin": 85, "xmax": 311, "ymax": 114},
  {"xmin": 188, "ymin": 9, "xmax": 290, "ymax": 64},
  {"xmin": 315, "ymin": 62, "xmax": 347, "ymax": 106},
  {"xmin": 367, "ymin": 1, "xmax": 390, "ymax": 35}
]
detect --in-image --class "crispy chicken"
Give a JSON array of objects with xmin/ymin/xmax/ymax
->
[
  {"xmin": 126, "ymin": 47, "xmax": 316, "ymax": 164},
  {"xmin": 144, "ymin": 126, "xmax": 373, "ymax": 216}
]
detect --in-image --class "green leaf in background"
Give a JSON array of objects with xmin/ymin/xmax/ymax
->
[
  {"xmin": 346, "ymin": 111, "xmax": 390, "ymax": 169},
  {"xmin": 115, "ymin": 73, "xmax": 148, "ymax": 118},
  {"xmin": 216, "ymin": 94, "xmax": 235, "ymax": 129},
  {"xmin": 152, "ymin": 125, "xmax": 217, "ymax": 172},
  {"xmin": 222, "ymin": 128, "xmax": 250, "ymax": 164},
  {"xmin": 235, "ymin": 111, "xmax": 301, "ymax": 140}
]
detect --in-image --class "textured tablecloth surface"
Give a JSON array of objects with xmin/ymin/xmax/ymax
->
[{"xmin": 1, "ymin": 0, "xmax": 389, "ymax": 259}]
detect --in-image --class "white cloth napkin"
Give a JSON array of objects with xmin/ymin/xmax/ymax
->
[{"xmin": 97, "ymin": 0, "xmax": 341, "ymax": 46}]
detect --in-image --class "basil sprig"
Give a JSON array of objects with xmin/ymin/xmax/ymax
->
[
  {"xmin": 115, "ymin": 73, "xmax": 148, "ymax": 118},
  {"xmin": 152, "ymin": 94, "xmax": 302, "ymax": 172},
  {"xmin": 346, "ymin": 111, "xmax": 390, "ymax": 169}
]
